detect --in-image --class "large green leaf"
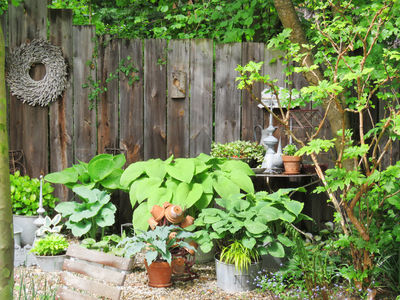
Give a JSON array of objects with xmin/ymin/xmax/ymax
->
[
  {"xmin": 55, "ymin": 201, "xmax": 78, "ymax": 216},
  {"xmin": 229, "ymin": 171, "xmax": 254, "ymax": 194},
  {"xmin": 213, "ymin": 174, "xmax": 240, "ymax": 199},
  {"xmin": 245, "ymin": 222, "xmax": 268, "ymax": 234},
  {"xmin": 221, "ymin": 160, "xmax": 254, "ymax": 175},
  {"xmin": 194, "ymin": 158, "xmax": 209, "ymax": 174},
  {"xmin": 95, "ymin": 205, "xmax": 116, "ymax": 227},
  {"xmin": 172, "ymin": 182, "xmax": 189, "ymax": 206},
  {"xmin": 134, "ymin": 177, "xmax": 163, "ymax": 203},
  {"xmin": 70, "ymin": 219, "xmax": 92, "ymax": 237},
  {"xmin": 260, "ymin": 205, "xmax": 281, "ymax": 221},
  {"xmin": 183, "ymin": 183, "xmax": 203, "ymax": 209},
  {"xmin": 266, "ymin": 241, "xmax": 285, "ymax": 258},
  {"xmin": 132, "ymin": 202, "xmax": 151, "ymax": 233},
  {"xmin": 280, "ymin": 210, "xmax": 296, "ymax": 223},
  {"xmin": 113, "ymin": 154, "xmax": 126, "ymax": 169},
  {"xmin": 44, "ymin": 167, "xmax": 78, "ymax": 184},
  {"xmin": 283, "ymin": 200, "xmax": 304, "ymax": 217},
  {"xmin": 198, "ymin": 173, "xmax": 213, "ymax": 193},
  {"xmin": 145, "ymin": 159, "xmax": 166, "ymax": 179},
  {"xmin": 147, "ymin": 188, "xmax": 172, "ymax": 210},
  {"xmin": 242, "ymin": 236, "xmax": 256, "ymax": 249},
  {"xmin": 88, "ymin": 158, "xmax": 114, "ymax": 182},
  {"xmin": 120, "ymin": 161, "xmax": 147, "ymax": 187},
  {"xmin": 194, "ymin": 193, "xmax": 213, "ymax": 210},
  {"xmin": 101, "ymin": 169, "xmax": 124, "ymax": 190},
  {"xmin": 166, "ymin": 159, "xmax": 195, "ymax": 183}
]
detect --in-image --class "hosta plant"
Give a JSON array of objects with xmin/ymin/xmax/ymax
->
[
  {"xmin": 44, "ymin": 153, "xmax": 126, "ymax": 193},
  {"xmin": 81, "ymin": 234, "xmax": 125, "ymax": 256},
  {"xmin": 120, "ymin": 153, "xmax": 255, "ymax": 232},
  {"xmin": 188, "ymin": 189, "xmax": 307, "ymax": 271},
  {"xmin": 55, "ymin": 186, "xmax": 116, "ymax": 239},
  {"xmin": 118, "ymin": 225, "xmax": 195, "ymax": 265},
  {"xmin": 211, "ymin": 140, "xmax": 265, "ymax": 166},
  {"xmin": 11, "ymin": 171, "xmax": 58, "ymax": 216},
  {"xmin": 30, "ymin": 234, "xmax": 69, "ymax": 256}
]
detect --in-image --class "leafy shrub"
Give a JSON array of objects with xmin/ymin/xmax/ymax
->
[
  {"xmin": 10, "ymin": 171, "xmax": 58, "ymax": 216},
  {"xmin": 44, "ymin": 153, "xmax": 126, "ymax": 193},
  {"xmin": 120, "ymin": 153, "xmax": 255, "ymax": 232},
  {"xmin": 30, "ymin": 234, "xmax": 68, "ymax": 256},
  {"xmin": 211, "ymin": 140, "xmax": 265, "ymax": 166},
  {"xmin": 55, "ymin": 186, "xmax": 116, "ymax": 238}
]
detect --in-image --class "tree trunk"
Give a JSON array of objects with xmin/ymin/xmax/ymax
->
[
  {"xmin": 0, "ymin": 24, "xmax": 13, "ymax": 299},
  {"xmin": 273, "ymin": 0, "xmax": 348, "ymax": 156}
]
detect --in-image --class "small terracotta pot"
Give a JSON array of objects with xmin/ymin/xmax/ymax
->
[
  {"xmin": 185, "ymin": 240, "xmax": 198, "ymax": 256},
  {"xmin": 171, "ymin": 257, "xmax": 186, "ymax": 275},
  {"xmin": 148, "ymin": 217, "xmax": 158, "ymax": 230},
  {"xmin": 180, "ymin": 215, "xmax": 194, "ymax": 228},
  {"xmin": 165, "ymin": 205, "xmax": 184, "ymax": 224},
  {"xmin": 282, "ymin": 155, "xmax": 302, "ymax": 175},
  {"xmin": 163, "ymin": 202, "xmax": 172, "ymax": 208},
  {"xmin": 144, "ymin": 260, "xmax": 172, "ymax": 287},
  {"xmin": 151, "ymin": 205, "xmax": 165, "ymax": 222}
]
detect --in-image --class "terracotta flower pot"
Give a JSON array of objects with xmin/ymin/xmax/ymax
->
[
  {"xmin": 180, "ymin": 215, "xmax": 194, "ymax": 228},
  {"xmin": 185, "ymin": 240, "xmax": 198, "ymax": 256},
  {"xmin": 165, "ymin": 205, "xmax": 184, "ymax": 224},
  {"xmin": 171, "ymin": 257, "xmax": 186, "ymax": 275},
  {"xmin": 144, "ymin": 260, "xmax": 172, "ymax": 287},
  {"xmin": 148, "ymin": 217, "xmax": 159, "ymax": 230},
  {"xmin": 282, "ymin": 155, "xmax": 302, "ymax": 175},
  {"xmin": 151, "ymin": 205, "xmax": 165, "ymax": 222}
]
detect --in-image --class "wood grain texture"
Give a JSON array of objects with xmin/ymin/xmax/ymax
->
[
  {"xmin": 73, "ymin": 25, "xmax": 97, "ymax": 163},
  {"xmin": 144, "ymin": 39, "xmax": 167, "ymax": 160},
  {"xmin": 189, "ymin": 39, "xmax": 213, "ymax": 156},
  {"xmin": 49, "ymin": 9, "xmax": 73, "ymax": 202},
  {"xmin": 56, "ymin": 286, "xmax": 97, "ymax": 300},
  {"xmin": 167, "ymin": 40, "xmax": 190, "ymax": 158},
  {"xmin": 63, "ymin": 259, "xmax": 126, "ymax": 285},
  {"xmin": 61, "ymin": 273, "xmax": 121, "ymax": 300},
  {"xmin": 8, "ymin": 0, "xmax": 48, "ymax": 177},
  {"xmin": 241, "ymin": 42, "xmax": 265, "ymax": 142},
  {"xmin": 97, "ymin": 36, "xmax": 120, "ymax": 153},
  {"xmin": 215, "ymin": 43, "xmax": 242, "ymax": 144},
  {"xmin": 119, "ymin": 39, "xmax": 144, "ymax": 164},
  {"xmin": 66, "ymin": 244, "xmax": 133, "ymax": 270}
]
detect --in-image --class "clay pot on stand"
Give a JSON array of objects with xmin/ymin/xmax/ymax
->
[
  {"xmin": 144, "ymin": 260, "xmax": 173, "ymax": 287},
  {"xmin": 282, "ymin": 155, "xmax": 302, "ymax": 175}
]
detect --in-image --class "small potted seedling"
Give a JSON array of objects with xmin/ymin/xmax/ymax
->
[
  {"xmin": 31, "ymin": 214, "xmax": 68, "ymax": 272},
  {"xmin": 282, "ymin": 144, "xmax": 302, "ymax": 174}
]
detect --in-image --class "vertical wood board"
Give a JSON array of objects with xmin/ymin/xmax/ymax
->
[
  {"xmin": 214, "ymin": 43, "xmax": 242, "ymax": 144},
  {"xmin": 189, "ymin": 39, "xmax": 213, "ymax": 156},
  {"xmin": 73, "ymin": 25, "xmax": 96, "ymax": 163},
  {"xmin": 144, "ymin": 39, "xmax": 167, "ymax": 160},
  {"xmin": 119, "ymin": 39, "xmax": 144, "ymax": 164},
  {"xmin": 167, "ymin": 40, "xmax": 190, "ymax": 158},
  {"xmin": 97, "ymin": 36, "xmax": 120, "ymax": 153},
  {"xmin": 49, "ymin": 9, "xmax": 74, "ymax": 201},
  {"xmin": 241, "ymin": 42, "xmax": 264, "ymax": 142}
]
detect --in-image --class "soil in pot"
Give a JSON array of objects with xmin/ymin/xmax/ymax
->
[{"xmin": 144, "ymin": 260, "xmax": 172, "ymax": 288}]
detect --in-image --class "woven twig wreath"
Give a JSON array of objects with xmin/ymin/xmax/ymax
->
[{"xmin": 6, "ymin": 39, "xmax": 67, "ymax": 107}]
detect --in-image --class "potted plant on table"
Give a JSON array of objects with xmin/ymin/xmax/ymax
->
[
  {"xmin": 211, "ymin": 140, "xmax": 265, "ymax": 168},
  {"xmin": 282, "ymin": 144, "xmax": 302, "ymax": 175},
  {"xmin": 118, "ymin": 225, "xmax": 195, "ymax": 287},
  {"xmin": 11, "ymin": 171, "xmax": 58, "ymax": 246},
  {"xmin": 188, "ymin": 189, "xmax": 306, "ymax": 292}
]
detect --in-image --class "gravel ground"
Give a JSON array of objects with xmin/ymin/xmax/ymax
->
[{"xmin": 14, "ymin": 261, "xmax": 273, "ymax": 299}]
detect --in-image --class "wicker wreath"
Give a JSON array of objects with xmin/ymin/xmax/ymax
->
[{"xmin": 6, "ymin": 39, "xmax": 67, "ymax": 107}]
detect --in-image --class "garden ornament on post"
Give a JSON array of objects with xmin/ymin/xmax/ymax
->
[
  {"xmin": 6, "ymin": 39, "xmax": 67, "ymax": 106},
  {"xmin": 148, "ymin": 202, "xmax": 197, "ymax": 281}
]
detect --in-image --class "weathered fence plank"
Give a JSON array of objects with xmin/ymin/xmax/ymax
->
[
  {"xmin": 215, "ymin": 43, "xmax": 242, "ymax": 144},
  {"xmin": 73, "ymin": 25, "xmax": 97, "ymax": 163},
  {"xmin": 241, "ymin": 42, "xmax": 265, "ymax": 142},
  {"xmin": 189, "ymin": 39, "xmax": 213, "ymax": 156},
  {"xmin": 119, "ymin": 39, "xmax": 144, "ymax": 164},
  {"xmin": 8, "ymin": 0, "xmax": 48, "ymax": 178},
  {"xmin": 49, "ymin": 9, "xmax": 74, "ymax": 201},
  {"xmin": 167, "ymin": 40, "xmax": 190, "ymax": 158},
  {"xmin": 97, "ymin": 36, "xmax": 120, "ymax": 153},
  {"xmin": 144, "ymin": 39, "xmax": 167, "ymax": 160}
]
